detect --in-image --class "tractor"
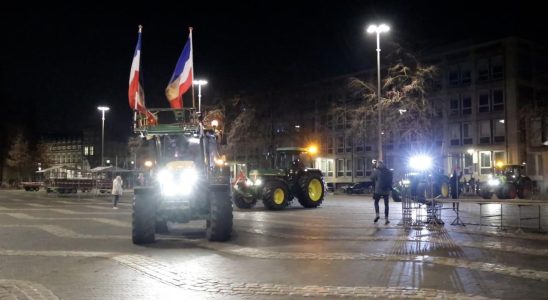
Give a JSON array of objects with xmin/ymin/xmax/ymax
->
[
  {"xmin": 231, "ymin": 147, "xmax": 325, "ymax": 210},
  {"xmin": 479, "ymin": 164, "xmax": 534, "ymax": 199},
  {"xmin": 132, "ymin": 109, "xmax": 232, "ymax": 244}
]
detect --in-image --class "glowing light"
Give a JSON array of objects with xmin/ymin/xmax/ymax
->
[
  {"xmin": 409, "ymin": 155, "xmax": 433, "ymax": 171},
  {"xmin": 496, "ymin": 161, "xmax": 504, "ymax": 168},
  {"xmin": 144, "ymin": 160, "xmax": 153, "ymax": 167},
  {"xmin": 307, "ymin": 145, "xmax": 318, "ymax": 155}
]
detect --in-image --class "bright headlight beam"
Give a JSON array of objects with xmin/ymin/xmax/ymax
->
[{"xmin": 409, "ymin": 155, "xmax": 433, "ymax": 171}]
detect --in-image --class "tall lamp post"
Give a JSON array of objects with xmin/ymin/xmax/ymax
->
[
  {"xmin": 367, "ymin": 23, "xmax": 390, "ymax": 161},
  {"xmin": 193, "ymin": 79, "xmax": 208, "ymax": 113},
  {"xmin": 97, "ymin": 106, "xmax": 110, "ymax": 166}
]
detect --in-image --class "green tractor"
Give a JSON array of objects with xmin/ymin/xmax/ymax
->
[
  {"xmin": 132, "ymin": 109, "xmax": 232, "ymax": 244},
  {"xmin": 231, "ymin": 147, "xmax": 325, "ymax": 210},
  {"xmin": 479, "ymin": 164, "xmax": 534, "ymax": 199}
]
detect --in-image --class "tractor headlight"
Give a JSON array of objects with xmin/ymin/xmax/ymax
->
[
  {"xmin": 487, "ymin": 178, "xmax": 500, "ymax": 186},
  {"xmin": 254, "ymin": 179, "xmax": 263, "ymax": 186},
  {"xmin": 409, "ymin": 155, "xmax": 433, "ymax": 172},
  {"xmin": 157, "ymin": 168, "xmax": 198, "ymax": 196}
]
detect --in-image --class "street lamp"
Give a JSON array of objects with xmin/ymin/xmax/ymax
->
[
  {"xmin": 97, "ymin": 106, "xmax": 110, "ymax": 166},
  {"xmin": 193, "ymin": 79, "xmax": 208, "ymax": 113},
  {"xmin": 367, "ymin": 23, "xmax": 390, "ymax": 161}
]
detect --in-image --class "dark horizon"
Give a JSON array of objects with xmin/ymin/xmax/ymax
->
[{"xmin": 1, "ymin": 2, "xmax": 546, "ymax": 142}]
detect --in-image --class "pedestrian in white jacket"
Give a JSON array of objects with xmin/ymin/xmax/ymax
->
[{"xmin": 112, "ymin": 175, "xmax": 123, "ymax": 209}]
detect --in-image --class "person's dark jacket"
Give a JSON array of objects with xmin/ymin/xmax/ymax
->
[{"xmin": 371, "ymin": 166, "xmax": 393, "ymax": 196}]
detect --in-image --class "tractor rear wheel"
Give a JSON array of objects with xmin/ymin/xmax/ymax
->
[
  {"xmin": 155, "ymin": 220, "xmax": 169, "ymax": 234},
  {"xmin": 497, "ymin": 182, "xmax": 517, "ymax": 199},
  {"xmin": 206, "ymin": 190, "xmax": 233, "ymax": 241},
  {"xmin": 517, "ymin": 178, "xmax": 533, "ymax": 199},
  {"xmin": 262, "ymin": 181, "xmax": 290, "ymax": 210},
  {"xmin": 132, "ymin": 193, "xmax": 156, "ymax": 244},
  {"xmin": 297, "ymin": 173, "xmax": 325, "ymax": 208}
]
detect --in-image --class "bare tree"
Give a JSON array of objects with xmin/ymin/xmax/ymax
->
[
  {"xmin": 5, "ymin": 132, "xmax": 32, "ymax": 182},
  {"xmin": 335, "ymin": 49, "xmax": 439, "ymax": 147},
  {"xmin": 34, "ymin": 142, "xmax": 54, "ymax": 169}
]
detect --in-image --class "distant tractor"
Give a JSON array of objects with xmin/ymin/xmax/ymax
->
[
  {"xmin": 479, "ymin": 164, "xmax": 534, "ymax": 199},
  {"xmin": 231, "ymin": 147, "xmax": 325, "ymax": 210}
]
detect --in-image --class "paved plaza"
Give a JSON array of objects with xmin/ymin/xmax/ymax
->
[{"xmin": 0, "ymin": 189, "xmax": 547, "ymax": 299}]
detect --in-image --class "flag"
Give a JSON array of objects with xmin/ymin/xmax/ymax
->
[
  {"xmin": 128, "ymin": 25, "xmax": 157, "ymax": 125},
  {"xmin": 165, "ymin": 29, "xmax": 193, "ymax": 109}
]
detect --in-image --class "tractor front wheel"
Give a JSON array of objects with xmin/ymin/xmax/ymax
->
[
  {"xmin": 132, "ymin": 193, "xmax": 156, "ymax": 244},
  {"xmin": 232, "ymin": 193, "xmax": 257, "ymax": 209},
  {"xmin": 297, "ymin": 173, "xmax": 325, "ymax": 208},
  {"xmin": 262, "ymin": 181, "xmax": 290, "ymax": 210},
  {"xmin": 206, "ymin": 190, "xmax": 233, "ymax": 241}
]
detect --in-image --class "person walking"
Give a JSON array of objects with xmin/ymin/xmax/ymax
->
[
  {"xmin": 371, "ymin": 160, "xmax": 393, "ymax": 224},
  {"xmin": 112, "ymin": 175, "xmax": 123, "ymax": 209},
  {"xmin": 450, "ymin": 169, "xmax": 462, "ymax": 210}
]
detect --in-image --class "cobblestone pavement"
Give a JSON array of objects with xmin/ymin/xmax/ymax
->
[{"xmin": 0, "ymin": 190, "xmax": 547, "ymax": 299}]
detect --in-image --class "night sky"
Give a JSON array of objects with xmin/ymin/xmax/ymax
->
[{"xmin": 0, "ymin": 2, "xmax": 545, "ymax": 143}]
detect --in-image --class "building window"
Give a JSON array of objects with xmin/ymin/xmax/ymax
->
[
  {"xmin": 462, "ymin": 123, "xmax": 473, "ymax": 145},
  {"xmin": 355, "ymin": 137, "xmax": 364, "ymax": 152},
  {"xmin": 492, "ymin": 89, "xmax": 504, "ymax": 111},
  {"xmin": 449, "ymin": 66, "xmax": 460, "ymax": 86},
  {"xmin": 450, "ymin": 96, "xmax": 460, "ymax": 116},
  {"xmin": 494, "ymin": 151, "xmax": 505, "ymax": 166},
  {"xmin": 327, "ymin": 138, "xmax": 334, "ymax": 154},
  {"xmin": 480, "ymin": 151, "xmax": 492, "ymax": 175},
  {"xmin": 478, "ymin": 58, "xmax": 489, "ymax": 81},
  {"xmin": 491, "ymin": 56, "xmax": 504, "ymax": 80},
  {"xmin": 461, "ymin": 64, "xmax": 472, "ymax": 85},
  {"xmin": 450, "ymin": 123, "xmax": 460, "ymax": 146},
  {"xmin": 89, "ymin": 146, "xmax": 94, "ymax": 156},
  {"xmin": 479, "ymin": 120, "xmax": 491, "ymax": 144},
  {"xmin": 327, "ymin": 160, "xmax": 334, "ymax": 177},
  {"xmin": 345, "ymin": 137, "xmax": 352, "ymax": 153},
  {"xmin": 478, "ymin": 92, "xmax": 490, "ymax": 113},
  {"xmin": 462, "ymin": 95, "xmax": 472, "ymax": 115},
  {"xmin": 337, "ymin": 159, "xmax": 344, "ymax": 177},
  {"xmin": 336, "ymin": 136, "xmax": 344, "ymax": 153},
  {"xmin": 84, "ymin": 146, "xmax": 88, "ymax": 156},
  {"xmin": 346, "ymin": 159, "xmax": 352, "ymax": 177},
  {"xmin": 356, "ymin": 158, "xmax": 364, "ymax": 177},
  {"xmin": 327, "ymin": 114, "xmax": 333, "ymax": 129},
  {"xmin": 494, "ymin": 119, "xmax": 505, "ymax": 143}
]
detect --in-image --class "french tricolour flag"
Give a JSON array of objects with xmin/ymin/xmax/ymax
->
[
  {"xmin": 128, "ymin": 26, "xmax": 156, "ymax": 124},
  {"xmin": 165, "ymin": 30, "xmax": 193, "ymax": 109}
]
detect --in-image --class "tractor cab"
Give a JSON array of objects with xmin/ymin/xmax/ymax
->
[
  {"xmin": 273, "ymin": 147, "xmax": 311, "ymax": 173},
  {"xmin": 494, "ymin": 164, "xmax": 526, "ymax": 182}
]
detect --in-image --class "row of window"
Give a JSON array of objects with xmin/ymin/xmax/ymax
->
[
  {"xmin": 447, "ymin": 56, "xmax": 504, "ymax": 87},
  {"xmin": 449, "ymin": 89, "xmax": 504, "ymax": 116},
  {"xmin": 449, "ymin": 150, "xmax": 506, "ymax": 176},
  {"xmin": 317, "ymin": 157, "xmax": 376, "ymax": 178},
  {"xmin": 449, "ymin": 119, "xmax": 505, "ymax": 146},
  {"xmin": 50, "ymin": 145, "xmax": 82, "ymax": 151}
]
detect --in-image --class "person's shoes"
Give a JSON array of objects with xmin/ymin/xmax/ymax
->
[
  {"xmin": 374, "ymin": 216, "xmax": 380, "ymax": 223},
  {"xmin": 385, "ymin": 219, "xmax": 390, "ymax": 225},
  {"xmin": 112, "ymin": 206, "xmax": 118, "ymax": 209}
]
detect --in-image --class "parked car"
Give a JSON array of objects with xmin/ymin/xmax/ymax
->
[{"xmin": 344, "ymin": 182, "xmax": 373, "ymax": 194}]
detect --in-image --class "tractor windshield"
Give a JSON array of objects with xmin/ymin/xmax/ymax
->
[
  {"xmin": 275, "ymin": 151, "xmax": 311, "ymax": 169},
  {"xmin": 161, "ymin": 135, "xmax": 202, "ymax": 165},
  {"xmin": 496, "ymin": 165, "xmax": 524, "ymax": 178}
]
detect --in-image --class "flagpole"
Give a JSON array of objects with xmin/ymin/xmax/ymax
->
[{"xmin": 189, "ymin": 27, "xmax": 196, "ymax": 112}]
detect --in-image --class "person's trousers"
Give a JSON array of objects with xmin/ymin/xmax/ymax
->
[
  {"xmin": 373, "ymin": 193, "xmax": 389, "ymax": 218},
  {"xmin": 113, "ymin": 195, "xmax": 120, "ymax": 207}
]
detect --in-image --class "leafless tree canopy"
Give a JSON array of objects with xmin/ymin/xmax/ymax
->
[{"xmin": 333, "ymin": 49, "xmax": 438, "ymax": 144}]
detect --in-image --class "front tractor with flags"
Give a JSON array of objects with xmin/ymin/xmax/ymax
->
[
  {"xmin": 231, "ymin": 147, "xmax": 325, "ymax": 210},
  {"xmin": 131, "ymin": 109, "xmax": 233, "ymax": 244}
]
